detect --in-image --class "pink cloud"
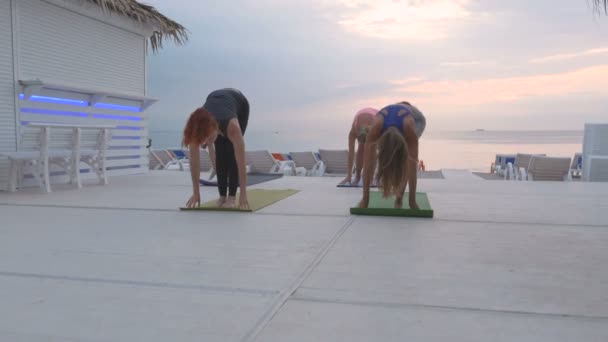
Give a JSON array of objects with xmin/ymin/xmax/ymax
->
[{"xmin": 396, "ymin": 65, "xmax": 608, "ymax": 106}]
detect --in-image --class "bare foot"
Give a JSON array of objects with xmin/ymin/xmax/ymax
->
[
  {"xmin": 215, "ymin": 196, "xmax": 227, "ymax": 207},
  {"xmin": 394, "ymin": 196, "xmax": 403, "ymax": 209},
  {"xmin": 221, "ymin": 196, "xmax": 236, "ymax": 208},
  {"xmin": 409, "ymin": 200, "xmax": 420, "ymax": 210}
]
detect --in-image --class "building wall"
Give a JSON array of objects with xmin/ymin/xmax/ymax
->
[
  {"xmin": 17, "ymin": 0, "xmax": 146, "ymax": 95},
  {"xmin": 0, "ymin": 0, "xmax": 16, "ymax": 191},
  {"xmin": 0, "ymin": 0, "xmax": 154, "ymax": 190}
]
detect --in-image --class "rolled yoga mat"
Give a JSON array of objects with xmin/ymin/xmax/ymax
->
[
  {"xmin": 180, "ymin": 189, "xmax": 299, "ymax": 212},
  {"xmin": 200, "ymin": 173, "xmax": 283, "ymax": 187},
  {"xmin": 350, "ymin": 192, "xmax": 434, "ymax": 218}
]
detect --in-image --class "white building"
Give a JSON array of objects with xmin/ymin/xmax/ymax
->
[{"xmin": 0, "ymin": 0, "xmax": 186, "ymax": 190}]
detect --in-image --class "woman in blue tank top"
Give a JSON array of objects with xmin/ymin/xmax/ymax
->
[{"xmin": 358, "ymin": 101, "xmax": 426, "ymax": 210}]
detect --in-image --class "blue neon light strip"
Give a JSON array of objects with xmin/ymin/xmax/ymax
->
[
  {"xmin": 94, "ymin": 102, "xmax": 141, "ymax": 112},
  {"xmin": 93, "ymin": 113, "xmax": 142, "ymax": 121},
  {"xmin": 108, "ymin": 146, "xmax": 142, "ymax": 150},
  {"xmin": 112, "ymin": 136, "xmax": 142, "ymax": 140},
  {"xmin": 21, "ymin": 108, "xmax": 89, "ymax": 117},
  {"xmin": 19, "ymin": 93, "xmax": 143, "ymax": 112},
  {"xmin": 115, "ymin": 126, "xmax": 143, "ymax": 131},
  {"xmin": 19, "ymin": 94, "xmax": 89, "ymax": 106}
]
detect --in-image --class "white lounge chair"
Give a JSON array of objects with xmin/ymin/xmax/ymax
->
[
  {"xmin": 492, "ymin": 154, "xmax": 516, "ymax": 176},
  {"xmin": 246, "ymin": 150, "xmax": 297, "ymax": 175},
  {"xmin": 318, "ymin": 149, "xmax": 349, "ymax": 176},
  {"xmin": 570, "ymin": 152, "xmax": 583, "ymax": 178},
  {"xmin": 289, "ymin": 151, "xmax": 325, "ymax": 176},
  {"xmin": 527, "ymin": 156, "xmax": 572, "ymax": 181},
  {"xmin": 150, "ymin": 149, "xmax": 184, "ymax": 171},
  {"xmin": 582, "ymin": 123, "xmax": 608, "ymax": 182},
  {"xmin": 149, "ymin": 150, "xmax": 165, "ymax": 170},
  {"xmin": 505, "ymin": 153, "xmax": 546, "ymax": 180}
]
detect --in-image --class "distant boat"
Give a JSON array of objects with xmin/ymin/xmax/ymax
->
[{"xmin": 475, "ymin": 129, "xmax": 486, "ymax": 132}]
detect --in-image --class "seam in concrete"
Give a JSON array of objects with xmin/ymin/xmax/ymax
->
[
  {"xmin": 1, "ymin": 203, "xmax": 606, "ymax": 228},
  {"xmin": 239, "ymin": 217, "xmax": 356, "ymax": 342},
  {"xmin": 0, "ymin": 271, "xmax": 278, "ymax": 297},
  {"xmin": 290, "ymin": 293, "xmax": 608, "ymax": 321}
]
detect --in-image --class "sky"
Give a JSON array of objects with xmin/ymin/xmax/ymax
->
[{"xmin": 144, "ymin": 0, "xmax": 608, "ymax": 137}]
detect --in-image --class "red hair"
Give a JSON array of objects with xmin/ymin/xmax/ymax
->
[{"xmin": 182, "ymin": 107, "xmax": 218, "ymax": 147}]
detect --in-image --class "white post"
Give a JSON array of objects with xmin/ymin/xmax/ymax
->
[{"xmin": 71, "ymin": 127, "xmax": 82, "ymax": 188}]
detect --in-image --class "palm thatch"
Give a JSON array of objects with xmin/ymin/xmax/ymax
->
[
  {"xmin": 88, "ymin": 0, "xmax": 188, "ymax": 53},
  {"xmin": 593, "ymin": 0, "xmax": 608, "ymax": 14}
]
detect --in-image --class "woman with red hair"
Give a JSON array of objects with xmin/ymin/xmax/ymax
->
[{"xmin": 183, "ymin": 88, "xmax": 250, "ymax": 209}]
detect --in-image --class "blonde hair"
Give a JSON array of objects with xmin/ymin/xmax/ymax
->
[{"xmin": 375, "ymin": 127, "xmax": 408, "ymax": 198}]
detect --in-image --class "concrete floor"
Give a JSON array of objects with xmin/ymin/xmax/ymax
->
[{"xmin": 0, "ymin": 171, "xmax": 606, "ymax": 341}]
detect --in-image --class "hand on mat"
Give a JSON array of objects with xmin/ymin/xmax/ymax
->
[
  {"xmin": 186, "ymin": 192, "xmax": 201, "ymax": 208},
  {"xmin": 358, "ymin": 196, "xmax": 369, "ymax": 209},
  {"xmin": 239, "ymin": 193, "xmax": 250, "ymax": 210}
]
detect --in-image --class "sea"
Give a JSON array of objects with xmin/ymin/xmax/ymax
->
[{"xmin": 149, "ymin": 129, "xmax": 584, "ymax": 172}]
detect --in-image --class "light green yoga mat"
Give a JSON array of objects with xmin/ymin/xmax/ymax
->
[
  {"xmin": 350, "ymin": 192, "xmax": 434, "ymax": 218},
  {"xmin": 180, "ymin": 189, "xmax": 299, "ymax": 212}
]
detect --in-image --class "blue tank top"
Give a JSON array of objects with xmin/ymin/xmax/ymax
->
[{"xmin": 378, "ymin": 104, "xmax": 412, "ymax": 133}]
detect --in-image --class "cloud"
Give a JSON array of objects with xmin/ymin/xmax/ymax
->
[
  {"xmin": 393, "ymin": 64, "xmax": 608, "ymax": 106},
  {"xmin": 327, "ymin": 0, "xmax": 473, "ymax": 41},
  {"xmin": 530, "ymin": 47, "xmax": 608, "ymax": 63},
  {"xmin": 389, "ymin": 77, "xmax": 425, "ymax": 85},
  {"xmin": 440, "ymin": 60, "xmax": 483, "ymax": 67}
]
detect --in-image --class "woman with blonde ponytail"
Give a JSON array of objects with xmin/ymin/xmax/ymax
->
[{"xmin": 358, "ymin": 101, "xmax": 426, "ymax": 209}]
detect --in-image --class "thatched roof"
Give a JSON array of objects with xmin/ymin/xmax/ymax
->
[
  {"xmin": 88, "ymin": 0, "xmax": 188, "ymax": 53},
  {"xmin": 593, "ymin": 0, "xmax": 608, "ymax": 14}
]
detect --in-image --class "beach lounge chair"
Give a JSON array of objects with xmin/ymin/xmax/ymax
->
[
  {"xmin": 570, "ymin": 153, "xmax": 583, "ymax": 178},
  {"xmin": 527, "ymin": 156, "xmax": 572, "ymax": 181},
  {"xmin": 167, "ymin": 148, "xmax": 188, "ymax": 160},
  {"xmin": 151, "ymin": 149, "xmax": 184, "ymax": 171},
  {"xmin": 149, "ymin": 150, "xmax": 164, "ymax": 170},
  {"xmin": 492, "ymin": 154, "xmax": 516, "ymax": 176},
  {"xmin": 505, "ymin": 153, "xmax": 546, "ymax": 180},
  {"xmin": 289, "ymin": 151, "xmax": 325, "ymax": 176},
  {"xmin": 582, "ymin": 123, "xmax": 608, "ymax": 182},
  {"xmin": 318, "ymin": 149, "xmax": 349, "ymax": 176},
  {"xmin": 167, "ymin": 148, "xmax": 190, "ymax": 170},
  {"xmin": 198, "ymin": 149, "xmax": 214, "ymax": 172},
  {"xmin": 246, "ymin": 150, "xmax": 297, "ymax": 175}
]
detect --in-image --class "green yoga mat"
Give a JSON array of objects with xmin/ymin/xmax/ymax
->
[
  {"xmin": 180, "ymin": 189, "xmax": 299, "ymax": 212},
  {"xmin": 350, "ymin": 192, "xmax": 434, "ymax": 218}
]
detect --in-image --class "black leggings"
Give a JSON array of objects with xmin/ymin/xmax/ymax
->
[
  {"xmin": 214, "ymin": 92, "xmax": 249, "ymax": 197},
  {"xmin": 215, "ymin": 135, "xmax": 239, "ymax": 197}
]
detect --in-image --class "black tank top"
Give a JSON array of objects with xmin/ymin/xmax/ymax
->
[{"xmin": 202, "ymin": 88, "xmax": 247, "ymax": 136}]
